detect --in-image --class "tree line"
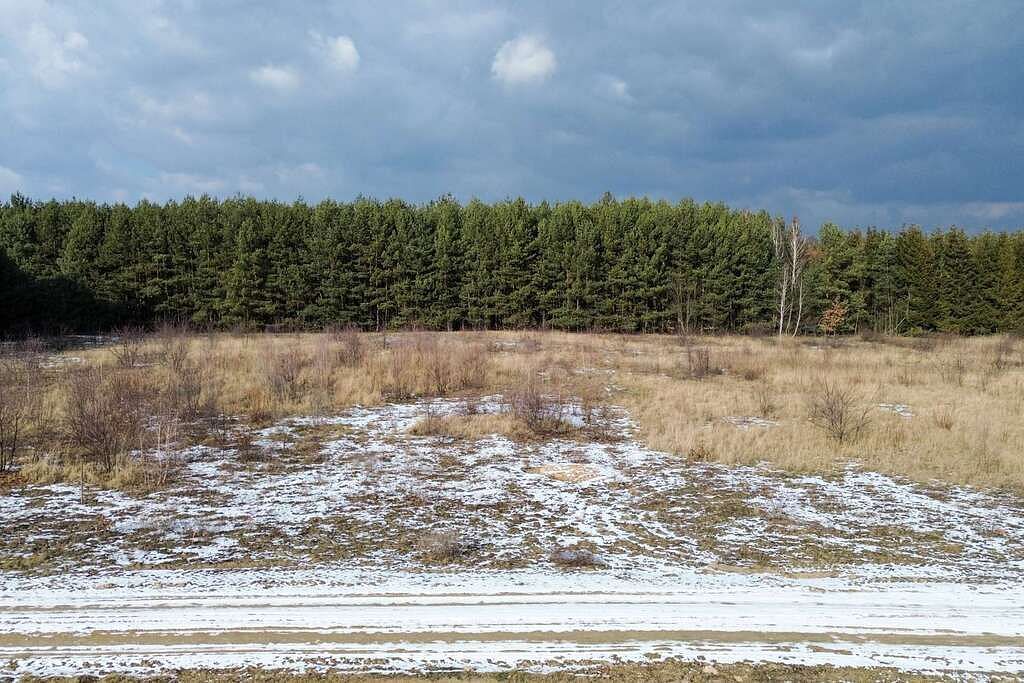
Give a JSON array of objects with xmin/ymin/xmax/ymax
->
[{"xmin": 1, "ymin": 192, "xmax": 1022, "ymax": 336}]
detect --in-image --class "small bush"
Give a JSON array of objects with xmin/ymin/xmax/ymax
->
[
  {"xmin": 155, "ymin": 321, "xmax": 190, "ymax": 373},
  {"xmin": 808, "ymin": 382, "xmax": 871, "ymax": 444},
  {"xmin": 111, "ymin": 326, "xmax": 147, "ymax": 369},
  {"xmin": 264, "ymin": 346, "xmax": 308, "ymax": 401},
  {"xmin": 579, "ymin": 386, "xmax": 618, "ymax": 439},
  {"xmin": 328, "ymin": 324, "xmax": 365, "ymax": 367},
  {"xmin": 684, "ymin": 346, "xmax": 721, "ymax": 380},
  {"xmin": 453, "ymin": 343, "xmax": 489, "ymax": 390},
  {"xmin": 64, "ymin": 368, "xmax": 148, "ymax": 472},
  {"xmin": 503, "ymin": 372, "xmax": 569, "ymax": 434},
  {"xmin": 549, "ymin": 546, "xmax": 606, "ymax": 569},
  {"xmin": 421, "ymin": 336, "xmax": 454, "ymax": 395},
  {"xmin": 417, "ymin": 531, "xmax": 478, "ymax": 564},
  {"xmin": 381, "ymin": 343, "xmax": 419, "ymax": 400},
  {"xmin": 686, "ymin": 441, "xmax": 714, "ymax": 461},
  {"xmin": 0, "ymin": 361, "xmax": 31, "ymax": 472},
  {"xmin": 163, "ymin": 358, "xmax": 218, "ymax": 419}
]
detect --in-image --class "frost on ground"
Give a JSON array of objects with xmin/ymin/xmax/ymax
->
[
  {"xmin": 2, "ymin": 399, "xmax": 1024, "ymax": 677},
  {"xmin": 3, "ymin": 398, "xmax": 1022, "ymax": 577}
]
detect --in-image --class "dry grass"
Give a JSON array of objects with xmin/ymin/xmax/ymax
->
[
  {"xmin": 8, "ymin": 329, "xmax": 1024, "ymax": 492},
  {"xmin": 409, "ymin": 412, "xmax": 537, "ymax": 441},
  {"xmin": 622, "ymin": 333, "xmax": 1024, "ymax": 490}
]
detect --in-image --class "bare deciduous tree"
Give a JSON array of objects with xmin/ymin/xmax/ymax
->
[{"xmin": 771, "ymin": 217, "xmax": 811, "ymax": 337}]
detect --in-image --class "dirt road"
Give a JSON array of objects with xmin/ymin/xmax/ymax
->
[{"xmin": 3, "ymin": 567, "xmax": 1023, "ymax": 676}]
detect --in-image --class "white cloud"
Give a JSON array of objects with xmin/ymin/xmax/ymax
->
[
  {"xmin": 274, "ymin": 162, "xmax": 325, "ymax": 183},
  {"xmin": 157, "ymin": 172, "xmax": 227, "ymax": 194},
  {"xmin": 962, "ymin": 202, "xmax": 1024, "ymax": 221},
  {"xmin": 311, "ymin": 32, "xmax": 359, "ymax": 73},
  {"xmin": 598, "ymin": 75, "xmax": 633, "ymax": 102},
  {"xmin": 22, "ymin": 22, "xmax": 89, "ymax": 88},
  {"xmin": 491, "ymin": 35, "xmax": 556, "ymax": 85},
  {"xmin": 136, "ymin": 91, "xmax": 216, "ymax": 122},
  {"xmin": 0, "ymin": 165, "xmax": 24, "ymax": 196},
  {"xmin": 250, "ymin": 64, "xmax": 301, "ymax": 91}
]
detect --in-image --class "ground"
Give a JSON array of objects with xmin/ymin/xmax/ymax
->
[{"xmin": 2, "ymin": 332, "xmax": 1024, "ymax": 679}]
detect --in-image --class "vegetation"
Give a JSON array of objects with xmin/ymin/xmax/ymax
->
[
  {"xmin": 2, "ymin": 329, "xmax": 1024, "ymax": 493},
  {"xmin": 3, "ymin": 194, "xmax": 1023, "ymax": 336}
]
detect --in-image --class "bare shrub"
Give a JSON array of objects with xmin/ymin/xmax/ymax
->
[
  {"xmin": 416, "ymin": 531, "xmax": 478, "ymax": 564},
  {"xmin": 111, "ymin": 416, "xmax": 183, "ymax": 491},
  {"xmin": 328, "ymin": 324, "xmax": 365, "ymax": 367},
  {"xmin": 421, "ymin": 336, "xmax": 454, "ymax": 395},
  {"xmin": 686, "ymin": 440, "xmax": 714, "ymax": 461},
  {"xmin": 110, "ymin": 326, "xmax": 147, "ymax": 369},
  {"xmin": 579, "ymin": 386, "xmax": 618, "ymax": 440},
  {"xmin": 503, "ymin": 372, "xmax": 569, "ymax": 434},
  {"xmin": 549, "ymin": 546, "xmax": 605, "ymax": 569},
  {"xmin": 163, "ymin": 358, "xmax": 218, "ymax": 420},
  {"xmin": 453, "ymin": 343, "xmax": 489, "ymax": 390},
  {"xmin": 155, "ymin": 322, "xmax": 190, "ymax": 373},
  {"xmin": 807, "ymin": 382, "xmax": 871, "ymax": 444},
  {"xmin": 684, "ymin": 346, "xmax": 721, "ymax": 379},
  {"xmin": 264, "ymin": 346, "xmax": 308, "ymax": 401},
  {"xmin": 65, "ymin": 368, "xmax": 148, "ymax": 472},
  {"xmin": 381, "ymin": 343, "xmax": 419, "ymax": 400},
  {"xmin": 417, "ymin": 401, "xmax": 443, "ymax": 435},
  {"xmin": 0, "ymin": 361, "xmax": 31, "ymax": 472}
]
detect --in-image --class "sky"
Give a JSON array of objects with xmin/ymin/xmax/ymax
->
[{"xmin": 0, "ymin": 1, "xmax": 1022, "ymax": 232}]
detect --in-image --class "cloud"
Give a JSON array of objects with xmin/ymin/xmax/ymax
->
[
  {"xmin": 311, "ymin": 32, "xmax": 360, "ymax": 73},
  {"xmin": 157, "ymin": 171, "xmax": 227, "ymax": 194},
  {"xmin": 598, "ymin": 75, "xmax": 632, "ymax": 102},
  {"xmin": 250, "ymin": 64, "xmax": 300, "ymax": 91},
  {"xmin": 22, "ymin": 23, "xmax": 89, "ymax": 88},
  {"xmin": 1, "ymin": 2, "xmax": 1021, "ymax": 230},
  {"xmin": 136, "ymin": 91, "xmax": 216, "ymax": 122},
  {"xmin": 962, "ymin": 202, "xmax": 1024, "ymax": 221},
  {"xmin": 0, "ymin": 165, "xmax": 23, "ymax": 196},
  {"xmin": 491, "ymin": 35, "xmax": 555, "ymax": 85}
]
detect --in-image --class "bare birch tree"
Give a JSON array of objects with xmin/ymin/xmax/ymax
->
[{"xmin": 771, "ymin": 217, "xmax": 810, "ymax": 336}]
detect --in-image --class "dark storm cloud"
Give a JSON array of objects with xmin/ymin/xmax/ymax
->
[{"xmin": 0, "ymin": 0, "xmax": 1021, "ymax": 231}]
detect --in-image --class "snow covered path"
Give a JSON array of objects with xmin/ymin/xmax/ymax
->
[{"xmin": 3, "ymin": 567, "xmax": 1024, "ymax": 676}]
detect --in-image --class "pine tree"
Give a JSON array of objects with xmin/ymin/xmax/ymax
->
[{"xmin": 896, "ymin": 226, "xmax": 939, "ymax": 332}]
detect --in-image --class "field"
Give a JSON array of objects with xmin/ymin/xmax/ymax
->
[{"xmin": 2, "ymin": 329, "xmax": 1024, "ymax": 679}]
